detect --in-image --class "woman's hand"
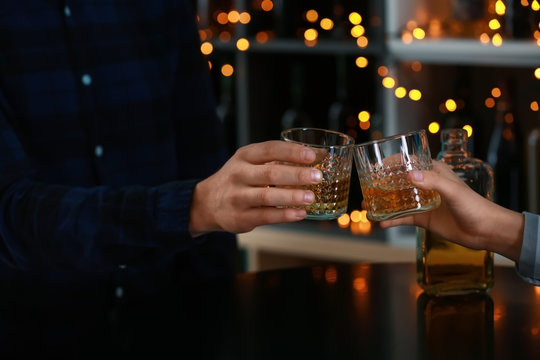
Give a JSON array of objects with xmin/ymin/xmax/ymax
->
[
  {"xmin": 189, "ymin": 141, "xmax": 322, "ymax": 236},
  {"xmin": 379, "ymin": 161, "xmax": 524, "ymax": 261}
]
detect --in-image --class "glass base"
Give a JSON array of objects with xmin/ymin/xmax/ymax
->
[
  {"xmin": 367, "ymin": 198, "xmax": 441, "ymax": 221},
  {"xmin": 305, "ymin": 211, "xmax": 346, "ymax": 220}
]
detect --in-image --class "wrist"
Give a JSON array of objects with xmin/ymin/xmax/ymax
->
[
  {"xmin": 482, "ymin": 203, "xmax": 524, "ymax": 262},
  {"xmin": 189, "ymin": 179, "xmax": 215, "ymax": 238}
]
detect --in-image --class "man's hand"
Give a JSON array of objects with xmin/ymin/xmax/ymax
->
[{"xmin": 189, "ymin": 141, "xmax": 322, "ymax": 236}]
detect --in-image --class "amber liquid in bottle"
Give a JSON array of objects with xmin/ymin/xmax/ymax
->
[{"xmin": 417, "ymin": 129, "xmax": 494, "ymax": 295}]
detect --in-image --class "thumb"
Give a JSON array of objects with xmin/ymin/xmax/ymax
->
[{"xmin": 408, "ymin": 166, "xmax": 465, "ymax": 200}]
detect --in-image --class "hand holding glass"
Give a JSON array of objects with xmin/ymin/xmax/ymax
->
[{"xmin": 354, "ymin": 130, "xmax": 441, "ymax": 221}]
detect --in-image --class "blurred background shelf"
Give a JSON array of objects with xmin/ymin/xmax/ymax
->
[{"xmin": 387, "ymin": 39, "xmax": 540, "ymax": 67}]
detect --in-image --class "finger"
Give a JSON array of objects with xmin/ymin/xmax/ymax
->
[
  {"xmin": 379, "ymin": 216, "xmax": 415, "ymax": 228},
  {"xmin": 244, "ymin": 163, "xmax": 322, "ymax": 186},
  {"xmin": 408, "ymin": 166, "xmax": 466, "ymax": 198},
  {"xmin": 236, "ymin": 141, "xmax": 317, "ymax": 165},
  {"xmin": 244, "ymin": 186, "xmax": 315, "ymax": 207},
  {"xmin": 241, "ymin": 207, "xmax": 308, "ymax": 229}
]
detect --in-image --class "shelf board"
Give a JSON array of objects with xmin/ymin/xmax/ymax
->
[
  {"xmin": 387, "ymin": 38, "xmax": 540, "ymax": 67},
  {"xmin": 212, "ymin": 38, "xmax": 383, "ymax": 56}
]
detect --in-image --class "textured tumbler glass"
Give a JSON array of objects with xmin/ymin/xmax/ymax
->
[
  {"xmin": 354, "ymin": 129, "xmax": 441, "ymax": 221},
  {"xmin": 281, "ymin": 127, "xmax": 355, "ymax": 220}
]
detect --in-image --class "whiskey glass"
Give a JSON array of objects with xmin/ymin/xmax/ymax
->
[
  {"xmin": 354, "ymin": 129, "xmax": 441, "ymax": 221},
  {"xmin": 280, "ymin": 127, "xmax": 355, "ymax": 220}
]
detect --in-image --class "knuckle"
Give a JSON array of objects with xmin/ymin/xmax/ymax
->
[
  {"xmin": 298, "ymin": 168, "xmax": 311, "ymax": 184},
  {"xmin": 262, "ymin": 166, "xmax": 279, "ymax": 184},
  {"xmin": 259, "ymin": 188, "xmax": 273, "ymax": 206}
]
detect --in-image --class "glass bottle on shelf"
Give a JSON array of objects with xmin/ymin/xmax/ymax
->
[
  {"xmin": 417, "ymin": 128, "xmax": 495, "ymax": 295},
  {"xmin": 281, "ymin": 61, "xmax": 313, "ymax": 130},
  {"xmin": 486, "ymin": 79, "xmax": 524, "ymax": 211}
]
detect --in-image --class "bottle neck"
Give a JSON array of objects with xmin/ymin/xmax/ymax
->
[{"xmin": 438, "ymin": 129, "xmax": 469, "ymax": 160}]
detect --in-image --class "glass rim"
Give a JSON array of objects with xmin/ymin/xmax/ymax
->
[
  {"xmin": 281, "ymin": 127, "xmax": 355, "ymax": 148},
  {"xmin": 355, "ymin": 129, "xmax": 426, "ymax": 148}
]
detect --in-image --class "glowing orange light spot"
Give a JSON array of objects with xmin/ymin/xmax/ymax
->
[
  {"xmin": 325, "ymin": 266, "xmax": 338, "ymax": 283},
  {"xmin": 350, "ymin": 220, "xmax": 372, "ymax": 235},
  {"xmin": 228, "ymin": 10, "xmax": 240, "ymax": 23},
  {"xmin": 358, "ymin": 111, "xmax": 371, "ymax": 122},
  {"xmin": 395, "ymin": 87, "xmax": 407, "ymax": 98},
  {"xmin": 320, "ymin": 18, "xmax": 334, "ymax": 31},
  {"xmin": 492, "ymin": 33, "xmax": 503, "ymax": 46},
  {"xmin": 199, "ymin": 30, "xmax": 207, "ymax": 41},
  {"xmin": 256, "ymin": 31, "xmax": 269, "ymax": 43},
  {"xmin": 337, "ymin": 213, "xmax": 350, "ymax": 228},
  {"xmin": 349, "ymin": 12, "xmax": 362, "ymax": 25},
  {"xmin": 353, "ymin": 277, "xmax": 367, "ymax": 292},
  {"xmin": 489, "ymin": 19, "xmax": 501, "ymax": 30},
  {"xmin": 261, "ymin": 0, "xmax": 273, "ymax": 12},
  {"xmin": 445, "ymin": 99, "xmax": 457, "ymax": 112},
  {"xmin": 485, "ymin": 97, "xmax": 496, "ymax": 108},
  {"xmin": 359, "ymin": 121, "xmax": 370, "ymax": 130},
  {"xmin": 411, "ymin": 61, "xmax": 422, "ymax": 72},
  {"xmin": 480, "ymin": 32, "xmax": 490, "ymax": 44},
  {"xmin": 382, "ymin": 77, "xmax": 396, "ymax": 88},
  {"xmin": 351, "ymin": 25, "xmax": 365, "ymax": 37},
  {"xmin": 377, "ymin": 66, "xmax": 388, "ymax": 77},
  {"xmin": 216, "ymin": 12, "xmax": 228, "ymax": 25},
  {"xmin": 409, "ymin": 89, "xmax": 422, "ymax": 101},
  {"xmin": 356, "ymin": 36, "xmax": 368, "ymax": 48},
  {"xmin": 239, "ymin": 12, "xmax": 251, "ymax": 24},
  {"xmin": 304, "ymin": 28, "xmax": 318, "ymax": 41},
  {"xmin": 221, "ymin": 64, "xmax": 234, "ymax": 77},
  {"xmin": 236, "ymin": 38, "xmax": 250, "ymax": 51},
  {"xmin": 355, "ymin": 56, "xmax": 368, "ymax": 68},
  {"xmin": 219, "ymin": 31, "xmax": 232, "ymax": 42},
  {"xmin": 304, "ymin": 39, "xmax": 317, "ymax": 47},
  {"xmin": 306, "ymin": 9, "xmax": 318, "ymax": 23},
  {"xmin": 492, "ymin": 87, "xmax": 502, "ymax": 97},
  {"xmin": 428, "ymin": 122, "xmax": 440, "ymax": 134},
  {"xmin": 200, "ymin": 41, "xmax": 213, "ymax": 55},
  {"xmin": 412, "ymin": 27, "xmax": 426, "ymax": 39},
  {"xmin": 401, "ymin": 31, "xmax": 413, "ymax": 44},
  {"xmin": 495, "ymin": 0, "xmax": 506, "ymax": 15},
  {"xmin": 531, "ymin": 101, "xmax": 539, "ymax": 111}
]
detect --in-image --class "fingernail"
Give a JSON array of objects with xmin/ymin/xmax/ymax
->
[
  {"xmin": 294, "ymin": 209, "xmax": 307, "ymax": 219},
  {"xmin": 411, "ymin": 170, "xmax": 424, "ymax": 182},
  {"xmin": 303, "ymin": 149, "xmax": 316, "ymax": 163},
  {"xmin": 304, "ymin": 192, "xmax": 315, "ymax": 204},
  {"xmin": 311, "ymin": 169, "xmax": 322, "ymax": 183}
]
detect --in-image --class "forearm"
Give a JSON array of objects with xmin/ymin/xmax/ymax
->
[
  {"xmin": 0, "ymin": 178, "xmax": 200, "ymax": 270},
  {"xmin": 480, "ymin": 202, "xmax": 524, "ymax": 262}
]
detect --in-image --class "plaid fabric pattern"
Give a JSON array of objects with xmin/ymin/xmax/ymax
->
[{"xmin": 0, "ymin": 0, "xmax": 236, "ymax": 280}]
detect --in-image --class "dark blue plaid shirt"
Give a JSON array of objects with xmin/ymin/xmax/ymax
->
[{"xmin": 0, "ymin": 0, "xmax": 237, "ymax": 284}]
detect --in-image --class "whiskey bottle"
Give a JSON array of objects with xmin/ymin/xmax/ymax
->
[{"xmin": 417, "ymin": 128, "xmax": 495, "ymax": 295}]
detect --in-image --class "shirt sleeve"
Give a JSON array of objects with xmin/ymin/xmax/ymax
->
[
  {"xmin": 515, "ymin": 211, "xmax": 540, "ymax": 286},
  {"xmin": 0, "ymin": 99, "xmax": 202, "ymax": 271}
]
